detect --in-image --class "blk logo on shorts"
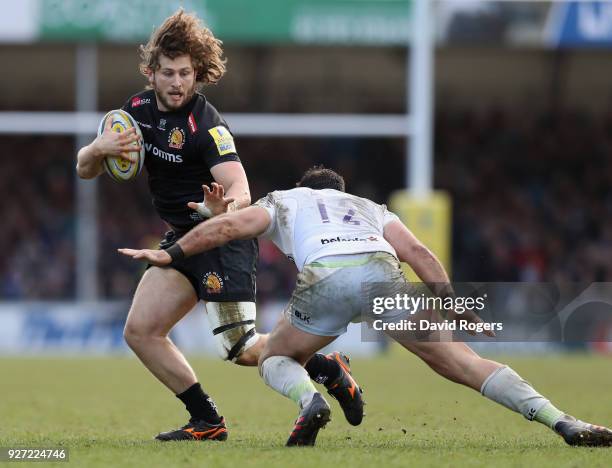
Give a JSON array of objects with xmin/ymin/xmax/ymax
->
[{"xmin": 293, "ymin": 310, "xmax": 311, "ymax": 324}]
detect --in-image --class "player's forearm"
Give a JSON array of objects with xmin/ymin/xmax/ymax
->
[
  {"xmin": 178, "ymin": 214, "xmax": 241, "ymax": 256},
  {"xmin": 403, "ymin": 244, "xmax": 454, "ymax": 298},
  {"xmin": 224, "ymin": 182, "xmax": 251, "ymax": 211},
  {"xmin": 76, "ymin": 143, "xmax": 104, "ymax": 179},
  {"xmin": 384, "ymin": 221, "xmax": 454, "ymax": 297}
]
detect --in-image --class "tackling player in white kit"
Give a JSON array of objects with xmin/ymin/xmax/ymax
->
[{"xmin": 120, "ymin": 166, "xmax": 612, "ymax": 448}]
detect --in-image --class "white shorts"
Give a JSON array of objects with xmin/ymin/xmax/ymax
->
[{"xmin": 285, "ymin": 252, "xmax": 411, "ymax": 336}]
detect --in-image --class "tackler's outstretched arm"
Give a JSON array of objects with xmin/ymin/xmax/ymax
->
[{"xmin": 118, "ymin": 206, "xmax": 271, "ymax": 266}]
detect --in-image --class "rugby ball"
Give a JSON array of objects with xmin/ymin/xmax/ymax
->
[{"xmin": 97, "ymin": 109, "xmax": 145, "ymax": 182}]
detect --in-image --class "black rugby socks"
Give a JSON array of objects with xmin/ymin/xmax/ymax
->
[
  {"xmin": 176, "ymin": 382, "xmax": 222, "ymax": 424},
  {"xmin": 305, "ymin": 353, "xmax": 342, "ymax": 386}
]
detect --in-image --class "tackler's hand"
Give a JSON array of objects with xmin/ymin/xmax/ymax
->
[{"xmin": 117, "ymin": 248, "xmax": 172, "ymax": 266}]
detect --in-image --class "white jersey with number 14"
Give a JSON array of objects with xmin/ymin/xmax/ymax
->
[{"xmin": 254, "ymin": 187, "xmax": 400, "ymax": 271}]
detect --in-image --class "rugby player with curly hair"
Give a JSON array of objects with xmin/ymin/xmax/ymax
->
[{"xmin": 77, "ymin": 10, "xmax": 363, "ymax": 441}]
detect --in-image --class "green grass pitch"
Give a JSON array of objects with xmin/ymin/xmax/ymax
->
[{"xmin": 1, "ymin": 349, "xmax": 611, "ymax": 467}]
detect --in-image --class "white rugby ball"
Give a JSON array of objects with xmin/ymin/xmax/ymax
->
[{"xmin": 97, "ymin": 109, "xmax": 145, "ymax": 182}]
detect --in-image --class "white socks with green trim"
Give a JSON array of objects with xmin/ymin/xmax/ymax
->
[
  {"xmin": 262, "ymin": 358, "xmax": 567, "ymax": 429},
  {"xmin": 261, "ymin": 356, "xmax": 318, "ymax": 409},
  {"xmin": 481, "ymin": 366, "xmax": 564, "ymax": 428}
]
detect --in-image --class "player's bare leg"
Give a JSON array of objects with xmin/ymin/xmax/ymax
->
[
  {"xmin": 258, "ymin": 316, "xmax": 336, "ymax": 446},
  {"xmin": 124, "ymin": 267, "xmax": 226, "ymax": 441},
  {"xmin": 259, "ymin": 316, "xmax": 366, "ymax": 445},
  {"xmin": 203, "ymin": 301, "xmax": 265, "ymax": 367},
  {"xmin": 390, "ymin": 333, "xmax": 612, "ymax": 447},
  {"xmin": 203, "ymin": 302, "xmax": 363, "ymax": 412},
  {"xmin": 235, "ymin": 334, "xmax": 267, "ymax": 366},
  {"xmin": 260, "ymin": 315, "xmax": 336, "ymax": 366},
  {"xmin": 389, "ymin": 334, "xmax": 502, "ymax": 391},
  {"xmin": 124, "ymin": 267, "xmax": 199, "ymax": 392}
]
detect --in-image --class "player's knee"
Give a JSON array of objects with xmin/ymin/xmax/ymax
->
[
  {"xmin": 123, "ymin": 316, "xmax": 165, "ymax": 349},
  {"xmin": 257, "ymin": 348, "xmax": 277, "ymax": 375},
  {"xmin": 259, "ymin": 355, "xmax": 276, "ymax": 383},
  {"xmin": 206, "ymin": 302, "xmax": 260, "ymax": 363},
  {"xmin": 123, "ymin": 322, "xmax": 141, "ymax": 349}
]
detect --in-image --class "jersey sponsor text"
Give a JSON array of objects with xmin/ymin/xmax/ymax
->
[
  {"xmin": 320, "ymin": 235, "xmax": 379, "ymax": 244},
  {"xmin": 131, "ymin": 97, "xmax": 151, "ymax": 107},
  {"xmin": 144, "ymin": 142, "xmax": 183, "ymax": 163}
]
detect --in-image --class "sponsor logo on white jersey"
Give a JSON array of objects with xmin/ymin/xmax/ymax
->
[{"xmin": 320, "ymin": 235, "xmax": 379, "ymax": 244}]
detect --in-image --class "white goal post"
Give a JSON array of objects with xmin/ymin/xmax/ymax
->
[{"xmin": 0, "ymin": 112, "xmax": 413, "ymax": 137}]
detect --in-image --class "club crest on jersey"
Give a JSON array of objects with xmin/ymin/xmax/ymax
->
[
  {"xmin": 208, "ymin": 125, "xmax": 236, "ymax": 156},
  {"xmin": 168, "ymin": 127, "xmax": 186, "ymax": 150},
  {"xmin": 203, "ymin": 272, "xmax": 224, "ymax": 294}
]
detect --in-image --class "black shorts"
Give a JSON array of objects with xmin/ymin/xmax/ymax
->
[{"xmin": 155, "ymin": 230, "xmax": 258, "ymax": 302}]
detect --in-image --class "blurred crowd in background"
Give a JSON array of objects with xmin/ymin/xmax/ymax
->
[
  {"xmin": 1, "ymin": 107, "xmax": 611, "ymax": 300},
  {"xmin": 438, "ymin": 108, "xmax": 612, "ymax": 284}
]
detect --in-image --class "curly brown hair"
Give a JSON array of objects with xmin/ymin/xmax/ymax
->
[{"xmin": 139, "ymin": 8, "xmax": 226, "ymax": 86}]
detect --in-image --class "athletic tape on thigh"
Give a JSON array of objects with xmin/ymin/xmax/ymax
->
[
  {"xmin": 206, "ymin": 302, "xmax": 258, "ymax": 361},
  {"xmin": 212, "ymin": 319, "xmax": 256, "ymax": 336},
  {"xmin": 227, "ymin": 328, "xmax": 257, "ymax": 362}
]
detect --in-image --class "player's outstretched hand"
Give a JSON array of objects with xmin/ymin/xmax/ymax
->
[
  {"xmin": 187, "ymin": 182, "xmax": 235, "ymax": 218},
  {"xmin": 117, "ymin": 248, "xmax": 171, "ymax": 266}
]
